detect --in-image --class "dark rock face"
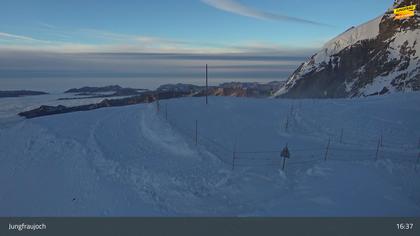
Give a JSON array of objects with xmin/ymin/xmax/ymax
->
[
  {"xmin": 276, "ymin": 0, "xmax": 420, "ymax": 98},
  {"xmin": 0, "ymin": 90, "xmax": 48, "ymax": 98}
]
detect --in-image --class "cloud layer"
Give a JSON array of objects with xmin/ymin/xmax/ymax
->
[{"xmin": 0, "ymin": 49, "xmax": 309, "ymax": 91}]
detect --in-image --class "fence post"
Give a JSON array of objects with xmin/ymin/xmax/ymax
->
[
  {"xmin": 290, "ymin": 103, "xmax": 294, "ymax": 116},
  {"xmin": 165, "ymin": 104, "xmax": 168, "ymax": 120},
  {"xmin": 232, "ymin": 138, "xmax": 237, "ymax": 171},
  {"xmin": 156, "ymin": 98, "xmax": 160, "ymax": 114},
  {"xmin": 380, "ymin": 132, "xmax": 383, "ymax": 147},
  {"xmin": 375, "ymin": 137, "xmax": 381, "ymax": 161},
  {"xmin": 232, "ymin": 151, "xmax": 236, "ymax": 171},
  {"xmin": 339, "ymin": 128, "xmax": 344, "ymax": 144},
  {"xmin": 195, "ymin": 120, "xmax": 198, "ymax": 146},
  {"xmin": 324, "ymin": 138, "xmax": 331, "ymax": 161}
]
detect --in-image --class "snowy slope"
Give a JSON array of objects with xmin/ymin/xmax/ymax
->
[
  {"xmin": 1, "ymin": 93, "xmax": 420, "ymax": 216},
  {"xmin": 273, "ymin": 15, "xmax": 383, "ymax": 97},
  {"xmin": 275, "ymin": 0, "xmax": 420, "ymax": 98}
]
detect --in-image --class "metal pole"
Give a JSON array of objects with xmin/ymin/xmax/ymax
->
[{"xmin": 206, "ymin": 64, "xmax": 208, "ymax": 105}]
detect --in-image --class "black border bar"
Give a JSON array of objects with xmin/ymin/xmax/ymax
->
[{"xmin": 1, "ymin": 217, "xmax": 419, "ymax": 236}]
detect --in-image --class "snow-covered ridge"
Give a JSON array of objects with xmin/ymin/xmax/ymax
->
[{"xmin": 314, "ymin": 15, "xmax": 383, "ymax": 65}]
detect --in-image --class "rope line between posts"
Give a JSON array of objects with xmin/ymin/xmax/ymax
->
[{"xmin": 153, "ymin": 101, "xmax": 420, "ymax": 171}]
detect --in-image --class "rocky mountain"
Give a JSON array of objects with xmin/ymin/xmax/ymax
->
[
  {"xmin": 275, "ymin": 0, "xmax": 420, "ymax": 98},
  {"xmin": 157, "ymin": 83, "xmax": 203, "ymax": 94},
  {"xmin": 64, "ymin": 85, "xmax": 148, "ymax": 97},
  {"xmin": 0, "ymin": 90, "xmax": 48, "ymax": 98},
  {"xmin": 65, "ymin": 85, "xmax": 124, "ymax": 93},
  {"xmin": 159, "ymin": 81, "xmax": 284, "ymax": 98},
  {"xmin": 59, "ymin": 85, "xmax": 149, "ymax": 100},
  {"xmin": 19, "ymin": 81, "xmax": 284, "ymax": 118}
]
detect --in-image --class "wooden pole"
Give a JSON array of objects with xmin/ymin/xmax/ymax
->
[
  {"xmin": 195, "ymin": 120, "xmax": 198, "ymax": 145},
  {"xmin": 324, "ymin": 138, "xmax": 331, "ymax": 161},
  {"xmin": 206, "ymin": 64, "xmax": 208, "ymax": 105}
]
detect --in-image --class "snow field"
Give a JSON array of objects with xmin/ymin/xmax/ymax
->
[{"xmin": 0, "ymin": 93, "xmax": 419, "ymax": 216}]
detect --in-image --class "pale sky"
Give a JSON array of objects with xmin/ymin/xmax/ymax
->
[{"xmin": 0, "ymin": 0, "xmax": 392, "ymax": 90}]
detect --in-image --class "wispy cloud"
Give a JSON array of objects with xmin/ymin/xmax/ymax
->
[
  {"xmin": 0, "ymin": 28, "xmax": 320, "ymax": 55},
  {"xmin": 201, "ymin": 0, "xmax": 330, "ymax": 26},
  {"xmin": 0, "ymin": 32, "xmax": 49, "ymax": 43},
  {"xmin": 0, "ymin": 30, "xmax": 194, "ymax": 53},
  {"xmin": 37, "ymin": 22, "xmax": 57, "ymax": 29}
]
